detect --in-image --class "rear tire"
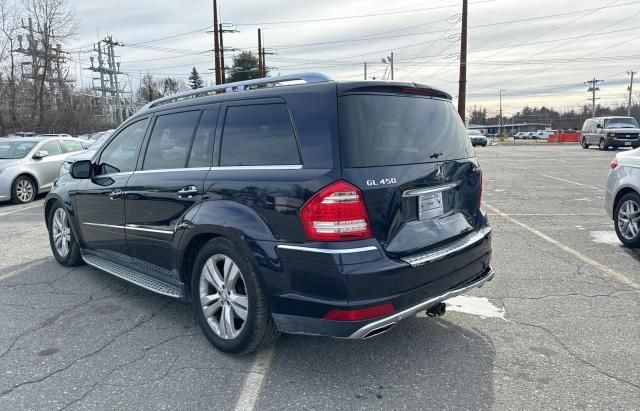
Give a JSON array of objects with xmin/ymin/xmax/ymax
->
[
  {"xmin": 614, "ymin": 192, "xmax": 640, "ymax": 248},
  {"xmin": 11, "ymin": 176, "xmax": 36, "ymax": 204},
  {"xmin": 47, "ymin": 203, "xmax": 83, "ymax": 266},
  {"xmin": 599, "ymin": 138, "xmax": 607, "ymax": 151},
  {"xmin": 581, "ymin": 138, "xmax": 590, "ymax": 149},
  {"xmin": 191, "ymin": 238, "xmax": 279, "ymax": 354}
]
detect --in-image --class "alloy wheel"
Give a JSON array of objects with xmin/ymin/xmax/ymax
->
[
  {"xmin": 199, "ymin": 254, "xmax": 249, "ymax": 340},
  {"xmin": 16, "ymin": 179, "xmax": 34, "ymax": 202},
  {"xmin": 617, "ymin": 200, "xmax": 640, "ymax": 240},
  {"xmin": 52, "ymin": 208, "xmax": 71, "ymax": 257}
]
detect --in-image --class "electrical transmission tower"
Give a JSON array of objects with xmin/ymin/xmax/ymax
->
[
  {"xmin": 585, "ymin": 78, "xmax": 603, "ymax": 118},
  {"xmin": 87, "ymin": 36, "xmax": 130, "ymax": 124}
]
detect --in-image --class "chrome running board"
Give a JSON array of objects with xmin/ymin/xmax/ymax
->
[{"xmin": 82, "ymin": 254, "xmax": 183, "ymax": 298}]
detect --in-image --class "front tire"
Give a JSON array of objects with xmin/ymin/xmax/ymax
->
[
  {"xmin": 599, "ymin": 138, "xmax": 607, "ymax": 151},
  {"xmin": 11, "ymin": 176, "xmax": 36, "ymax": 204},
  {"xmin": 191, "ymin": 238, "xmax": 278, "ymax": 354},
  {"xmin": 614, "ymin": 193, "xmax": 640, "ymax": 248},
  {"xmin": 581, "ymin": 138, "xmax": 590, "ymax": 149},
  {"xmin": 47, "ymin": 203, "xmax": 83, "ymax": 266}
]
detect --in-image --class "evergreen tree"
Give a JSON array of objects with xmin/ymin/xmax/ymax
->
[
  {"xmin": 226, "ymin": 52, "xmax": 266, "ymax": 82},
  {"xmin": 188, "ymin": 67, "xmax": 204, "ymax": 89}
]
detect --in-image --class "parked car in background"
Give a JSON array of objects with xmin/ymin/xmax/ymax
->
[
  {"xmin": 581, "ymin": 116, "xmax": 640, "ymax": 150},
  {"xmin": 0, "ymin": 136, "xmax": 85, "ymax": 203},
  {"xmin": 38, "ymin": 133, "xmax": 73, "ymax": 138},
  {"xmin": 60, "ymin": 131, "xmax": 113, "ymax": 176},
  {"xmin": 514, "ymin": 132, "xmax": 526, "ymax": 139},
  {"xmin": 605, "ymin": 148, "xmax": 640, "ymax": 247},
  {"xmin": 44, "ymin": 73, "xmax": 492, "ymax": 354},
  {"xmin": 468, "ymin": 130, "xmax": 488, "ymax": 147},
  {"xmin": 7, "ymin": 132, "xmax": 36, "ymax": 138}
]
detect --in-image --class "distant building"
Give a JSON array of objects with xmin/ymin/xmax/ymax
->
[{"xmin": 468, "ymin": 122, "xmax": 552, "ymax": 135}]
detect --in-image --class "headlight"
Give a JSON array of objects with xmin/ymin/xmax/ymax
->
[{"xmin": 608, "ymin": 132, "xmax": 616, "ymax": 137}]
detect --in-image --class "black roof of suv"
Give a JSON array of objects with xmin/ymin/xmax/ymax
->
[{"xmin": 45, "ymin": 72, "xmax": 493, "ymax": 354}]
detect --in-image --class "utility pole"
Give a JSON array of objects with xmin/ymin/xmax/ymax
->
[
  {"xmin": 103, "ymin": 36, "xmax": 124, "ymax": 123},
  {"xmin": 627, "ymin": 70, "xmax": 637, "ymax": 117},
  {"xmin": 499, "ymin": 89, "xmax": 505, "ymax": 136},
  {"xmin": 364, "ymin": 62, "xmax": 367, "ymax": 80},
  {"xmin": 458, "ymin": 0, "xmax": 468, "ymax": 122},
  {"xmin": 390, "ymin": 52, "xmax": 394, "ymax": 80},
  {"xmin": 585, "ymin": 78, "xmax": 603, "ymax": 118},
  {"xmin": 219, "ymin": 23, "xmax": 225, "ymax": 83},
  {"xmin": 212, "ymin": 0, "xmax": 221, "ymax": 84},
  {"xmin": 258, "ymin": 28, "xmax": 263, "ymax": 78}
]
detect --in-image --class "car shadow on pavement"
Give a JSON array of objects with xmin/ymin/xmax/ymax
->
[{"xmin": 261, "ymin": 316, "xmax": 496, "ymax": 409}]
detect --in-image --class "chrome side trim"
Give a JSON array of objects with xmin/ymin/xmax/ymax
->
[
  {"xmin": 348, "ymin": 269, "xmax": 495, "ymax": 339},
  {"xmin": 401, "ymin": 227, "xmax": 492, "ymax": 267},
  {"xmin": 125, "ymin": 225, "xmax": 174, "ymax": 235},
  {"xmin": 213, "ymin": 165, "xmax": 302, "ymax": 170},
  {"xmin": 277, "ymin": 244, "xmax": 379, "ymax": 254},
  {"xmin": 402, "ymin": 181, "xmax": 462, "ymax": 198},
  {"xmin": 94, "ymin": 171, "xmax": 134, "ymax": 179},
  {"xmin": 83, "ymin": 222, "xmax": 124, "ymax": 230}
]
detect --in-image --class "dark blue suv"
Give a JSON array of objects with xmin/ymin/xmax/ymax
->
[{"xmin": 44, "ymin": 73, "xmax": 493, "ymax": 354}]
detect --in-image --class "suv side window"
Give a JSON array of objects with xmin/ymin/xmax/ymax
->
[
  {"xmin": 97, "ymin": 119, "xmax": 147, "ymax": 176},
  {"xmin": 220, "ymin": 103, "xmax": 301, "ymax": 166},
  {"xmin": 142, "ymin": 111, "xmax": 200, "ymax": 171},
  {"xmin": 61, "ymin": 139, "xmax": 84, "ymax": 153},
  {"xmin": 40, "ymin": 141, "xmax": 63, "ymax": 156},
  {"xmin": 188, "ymin": 109, "xmax": 218, "ymax": 168}
]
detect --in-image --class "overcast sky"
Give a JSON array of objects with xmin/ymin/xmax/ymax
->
[{"xmin": 66, "ymin": 0, "xmax": 640, "ymax": 115}]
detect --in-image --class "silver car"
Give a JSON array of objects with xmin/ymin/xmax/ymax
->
[
  {"xmin": 0, "ymin": 137, "xmax": 85, "ymax": 203},
  {"xmin": 605, "ymin": 147, "xmax": 640, "ymax": 247}
]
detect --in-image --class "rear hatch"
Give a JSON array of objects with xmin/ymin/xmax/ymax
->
[{"xmin": 338, "ymin": 85, "xmax": 482, "ymax": 257}]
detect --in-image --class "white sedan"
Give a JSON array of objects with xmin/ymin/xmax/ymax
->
[{"xmin": 605, "ymin": 147, "xmax": 640, "ymax": 247}]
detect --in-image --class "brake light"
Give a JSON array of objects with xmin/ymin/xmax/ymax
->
[
  {"xmin": 610, "ymin": 159, "xmax": 618, "ymax": 169},
  {"xmin": 323, "ymin": 304, "xmax": 395, "ymax": 321},
  {"xmin": 299, "ymin": 180, "xmax": 372, "ymax": 241}
]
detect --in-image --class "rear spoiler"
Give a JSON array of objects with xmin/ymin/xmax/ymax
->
[{"xmin": 337, "ymin": 82, "xmax": 451, "ymax": 100}]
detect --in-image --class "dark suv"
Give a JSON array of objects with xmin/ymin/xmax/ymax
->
[{"xmin": 44, "ymin": 73, "xmax": 493, "ymax": 354}]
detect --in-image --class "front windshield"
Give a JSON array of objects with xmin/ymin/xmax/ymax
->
[
  {"xmin": 0, "ymin": 141, "xmax": 38, "ymax": 159},
  {"xmin": 604, "ymin": 117, "xmax": 639, "ymax": 129},
  {"xmin": 89, "ymin": 133, "xmax": 110, "ymax": 149}
]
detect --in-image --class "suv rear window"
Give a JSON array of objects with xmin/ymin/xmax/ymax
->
[
  {"xmin": 220, "ymin": 104, "xmax": 300, "ymax": 166},
  {"xmin": 339, "ymin": 95, "xmax": 473, "ymax": 167}
]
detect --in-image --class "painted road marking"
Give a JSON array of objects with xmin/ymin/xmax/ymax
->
[
  {"xmin": 484, "ymin": 202, "xmax": 639, "ymax": 291},
  {"xmin": 542, "ymin": 175, "xmax": 602, "ymax": 191},
  {"xmin": 234, "ymin": 345, "xmax": 275, "ymax": 411},
  {"xmin": 0, "ymin": 203, "xmax": 43, "ymax": 217},
  {"xmin": 486, "ymin": 213, "xmax": 602, "ymax": 217}
]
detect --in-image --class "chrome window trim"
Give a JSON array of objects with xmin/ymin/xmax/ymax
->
[
  {"xmin": 134, "ymin": 167, "xmax": 211, "ymax": 174},
  {"xmin": 401, "ymin": 226, "xmax": 492, "ymax": 267},
  {"xmin": 125, "ymin": 225, "xmax": 174, "ymax": 235},
  {"xmin": 277, "ymin": 244, "xmax": 379, "ymax": 254},
  {"xmin": 93, "ymin": 171, "xmax": 134, "ymax": 179},
  {"xmin": 213, "ymin": 165, "xmax": 302, "ymax": 170},
  {"xmin": 402, "ymin": 181, "xmax": 462, "ymax": 198}
]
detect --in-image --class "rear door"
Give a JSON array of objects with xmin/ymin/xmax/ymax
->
[
  {"xmin": 338, "ymin": 91, "xmax": 481, "ymax": 257},
  {"xmin": 124, "ymin": 107, "xmax": 218, "ymax": 281}
]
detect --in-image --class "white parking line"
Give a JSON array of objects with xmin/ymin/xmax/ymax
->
[
  {"xmin": 0, "ymin": 203, "xmax": 43, "ymax": 217},
  {"xmin": 486, "ymin": 213, "xmax": 602, "ymax": 217},
  {"xmin": 542, "ymin": 175, "xmax": 603, "ymax": 191},
  {"xmin": 234, "ymin": 345, "xmax": 275, "ymax": 411},
  {"xmin": 484, "ymin": 202, "xmax": 639, "ymax": 291}
]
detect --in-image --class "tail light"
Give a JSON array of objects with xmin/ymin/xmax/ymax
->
[
  {"xmin": 323, "ymin": 304, "xmax": 395, "ymax": 321},
  {"xmin": 299, "ymin": 180, "xmax": 372, "ymax": 242},
  {"xmin": 478, "ymin": 171, "xmax": 483, "ymax": 208},
  {"xmin": 610, "ymin": 159, "xmax": 618, "ymax": 169}
]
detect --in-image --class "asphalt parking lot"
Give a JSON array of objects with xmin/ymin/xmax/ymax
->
[{"xmin": 0, "ymin": 145, "xmax": 638, "ymax": 410}]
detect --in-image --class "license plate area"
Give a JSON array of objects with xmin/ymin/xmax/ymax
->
[
  {"xmin": 625, "ymin": 141, "xmax": 631, "ymax": 146},
  {"xmin": 419, "ymin": 192, "xmax": 444, "ymax": 220}
]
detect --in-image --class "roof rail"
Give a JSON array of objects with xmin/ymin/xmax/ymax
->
[{"xmin": 137, "ymin": 72, "xmax": 332, "ymax": 113}]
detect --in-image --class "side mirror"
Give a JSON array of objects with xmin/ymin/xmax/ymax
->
[
  {"xmin": 596, "ymin": 123, "xmax": 602, "ymax": 128},
  {"xmin": 70, "ymin": 160, "xmax": 92, "ymax": 179},
  {"xmin": 33, "ymin": 150, "xmax": 48, "ymax": 159}
]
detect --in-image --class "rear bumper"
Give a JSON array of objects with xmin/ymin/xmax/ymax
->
[{"xmin": 269, "ymin": 226, "xmax": 493, "ymax": 338}]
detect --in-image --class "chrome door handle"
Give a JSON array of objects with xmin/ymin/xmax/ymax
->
[
  {"xmin": 109, "ymin": 189, "xmax": 123, "ymax": 200},
  {"xmin": 177, "ymin": 186, "xmax": 199, "ymax": 198}
]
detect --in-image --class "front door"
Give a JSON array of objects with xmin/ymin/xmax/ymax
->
[
  {"xmin": 75, "ymin": 118, "xmax": 149, "ymax": 261},
  {"xmin": 124, "ymin": 108, "xmax": 218, "ymax": 281}
]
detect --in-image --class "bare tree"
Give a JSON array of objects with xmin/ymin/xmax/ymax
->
[
  {"xmin": 22, "ymin": 0, "xmax": 77, "ymax": 125},
  {"xmin": 0, "ymin": 0, "xmax": 20, "ymax": 134}
]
